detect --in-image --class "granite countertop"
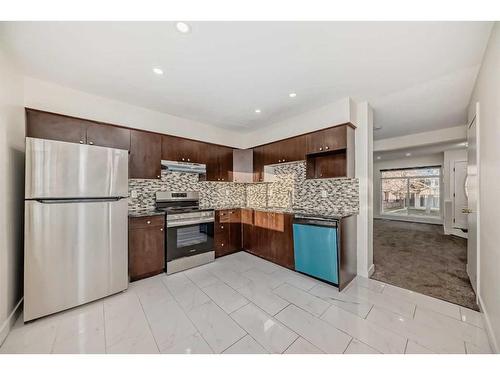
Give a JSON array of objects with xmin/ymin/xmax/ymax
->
[
  {"xmin": 128, "ymin": 209, "xmax": 165, "ymax": 218},
  {"xmin": 203, "ymin": 206, "xmax": 357, "ymax": 218}
]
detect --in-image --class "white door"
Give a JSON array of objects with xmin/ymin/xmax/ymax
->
[
  {"xmin": 466, "ymin": 115, "xmax": 479, "ymax": 294},
  {"xmin": 453, "ymin": 160, "xmax": 468, "ymax": 229}
]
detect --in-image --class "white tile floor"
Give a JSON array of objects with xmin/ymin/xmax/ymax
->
[{"xmin": 0, "ymin": 251, "xmax": 493, "ymax": 354}]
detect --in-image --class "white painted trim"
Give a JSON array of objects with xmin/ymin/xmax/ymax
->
[
  {"xmin": 367, "ymin": 264, "xmax": 375, "ymax": 277},
  {"xmin": 0, "ymin": 298, "xmax": 23, "ymax": 347},
  {"xmin": 374, "ymin": 125, "xmax": 467, "ymax": 152},
  {"xmin": 478, "ymin": 294, "xmax": 499, "ymax": 353}
]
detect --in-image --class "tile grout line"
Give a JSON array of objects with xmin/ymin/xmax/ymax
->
[
  {"xmin": 159, "ymin": 274, "xmax": 215, "ymax": 353},
  {"xmin": 281, "ymin": 336, "xmax": 300, "ymax": 354},
  {"xmin": 135, "ymin": 289, "xmax": 162, "ymax": 353}
]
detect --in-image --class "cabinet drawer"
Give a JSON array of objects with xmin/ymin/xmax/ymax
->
[
  {"xmin": 241, "ymin": 208, "xmax": 254, "ymax": 225},
  {"xmin": 215, "ymin": 222, "xmax": 228, "ymax": 234},
  {"xmin": 228, "ymin": 209, "xmax": 241, "ymax": 223},
  {"xmin": 129, "ymin": 215, "xmax": 165, "ymax": 229},
  {"xmin": 254, "ymin": 210, "xmax": 269, "ymax": 228},
  {"xmin": 217, "ymin": 210, "xmax": 230, "ymax": 223}
]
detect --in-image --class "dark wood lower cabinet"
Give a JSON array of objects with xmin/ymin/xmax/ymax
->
[
  {"xmin": 242, "ymin": 210, "xmax": 294, "ymax": 270},
  {"xmin": 128, "ymin": 216, "xmax": 165, "ymax": 281},
  {"xmin": 215, "ymin": 209, "xmax": 242, "ymax": 257}
]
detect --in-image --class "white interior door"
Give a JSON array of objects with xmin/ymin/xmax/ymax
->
[
  {"xmin": 466, "ymin": 115, "xmax": 479, "ymax": 294},
  {"xmin": 453, "ymin": 160, "xmax": 468, "ymax": 229}
]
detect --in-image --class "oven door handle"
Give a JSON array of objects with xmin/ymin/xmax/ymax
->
[{"xmin": 166, "ymin": 218, "xmax": 215, "ymax": 228}]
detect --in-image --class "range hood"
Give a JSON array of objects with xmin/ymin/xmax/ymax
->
[{"xmin": 161, "ymin": 160, "xmax": 206, "ymax": 174}]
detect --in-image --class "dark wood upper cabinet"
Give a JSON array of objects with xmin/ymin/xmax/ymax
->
[
  {"xmin": 161, "ymin": 135, "xmax": 207, "ymax": 164},
  {"xmin": 252, "ymin": 146, "xmax": 265, "ymax": 182},
  {"xmin": 306, "ymin": 124, "xmax": 350, "ymax": 154},
  {"xmin": 26, "ymin": 108, "xmax": 88, "ymax": 144},
  {"xmin": 129, "ymin": 130, "xmax": 162, "ymax": 179},
  {"xmin": 206, "ymin": 144, "xmax": 233, "ymax": 182},
  {"xmin": 86, "ymin": 123, "xmax": 130, "ymax": 150},
  {"xmin": 275, "ymin": 135, "xmax": 306, "ymax": 164}
]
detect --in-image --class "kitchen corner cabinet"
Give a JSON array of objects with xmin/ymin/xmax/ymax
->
[
  {"xmin": 215, "ymin": 209, "xmax": 241, "ymax": 257},
  {"xmin": 129, "ymin": 130, "xmax": 162, "ymax": 179},
  {"xmin": 128, "ymin": 215, "xmax": 165, "ymax": 281},
  {"xmin": 243, "ymin": 209, "xmax": 294, "ymax": 269}
]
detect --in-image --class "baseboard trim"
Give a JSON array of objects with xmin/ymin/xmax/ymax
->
[
  {"xmin": 0, "ymin": 298, "xmax": 23, "ymax": 347},
  {"xmin": 478, "ymin": 294, "xmax": 499, "ymax": 353},
  {"xmin": 368, "ymin": 263, "xmax": 375, "ymax": 277}
]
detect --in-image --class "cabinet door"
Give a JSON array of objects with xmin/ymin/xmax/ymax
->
[
  {"xmin": 229, "ymin": 222, "xmax": 242, "ymax": 252},
  {"xmin": 252, "ymin": 146, "xmax": 265, "ymax": 182},
  {"xmin": 277, "ymin": 136, "xmax": 306, "ymax": 163},
  {"xmin": 26, "ymin": 109, "xmax": 88, "ymax": 144},
  {"xmin": 218, "ymin": 146, "xmax": 234, "ymax": 182},
  {"xmin": 272, "ymin": 214, "xmax": 295, "ymax": 269},
  {"xmin": 129, "ymin": 130, "xmax": 162, "ymax": 179},
  {"xmin": 254, "ymin": 210, "xmax": 269, "ymax": 229},
  {"xmin": 206, "ymin": 144, "xmax": 221, "ymax": 181},
  {"xmin": 128, "ymin": 220, "xmax": 165, "ymax": 281},
  {"xmin": 86, "ymin": 123, "xmax": 131, "ymax": 150},
  {"xmin": 306, "ymin": 125, "xmax": 348, "ymax": 154},
  {"xmin": 162, "ymin": 135, "xmax": 207, "ymax": 164}
]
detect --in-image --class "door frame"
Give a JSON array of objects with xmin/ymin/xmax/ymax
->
[{"xmin": 467, "ymin": 103, "xmax": 481, "ymax": 304}]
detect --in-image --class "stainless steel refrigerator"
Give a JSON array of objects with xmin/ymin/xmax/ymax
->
[{"xmin": 24, "ymin": 137, "xmax": 129, "ymax": 322}]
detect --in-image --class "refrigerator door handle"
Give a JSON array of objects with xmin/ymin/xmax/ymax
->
[{"xmin": 35, "ymin": 197, "xmax": 125, "ymax": 204}]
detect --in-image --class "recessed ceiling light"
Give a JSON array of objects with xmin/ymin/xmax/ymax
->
[
  {"xmin": 289, "ymin": 92, "xmax": 297, "ymax": 98},
  {"xmin": 255, "ymin": 109, "xmax": 261, "ymax": 114},
  {"xmin": 152, "ymin": 67, "xmax": 164, "ymax": 75},
  {"xmin": 175, "ymin": 22, "xmax": 191, "ymax": 33},
  {"xmin": 405, "ymin": 153, "xmax": 411, "ymax": 157}
]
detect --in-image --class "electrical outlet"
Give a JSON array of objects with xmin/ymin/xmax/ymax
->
[
  {"xmin": 130, "ymin": 190, "xmax": 138, "ymax": 198},
  {"xmin": 321, "ymin": 190, "xmax": 327, "ymax": 198}
]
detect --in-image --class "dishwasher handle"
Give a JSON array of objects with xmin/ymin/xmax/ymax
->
[{"xmin": 293, "ymin": 217, "xmax": 338, "ymax": 228}]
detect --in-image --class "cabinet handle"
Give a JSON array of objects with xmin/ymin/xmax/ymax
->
[
  {"xmin": 278, "ymin": 159, "xmax": 281, "ymax": 163},
  {"xmin": 319, "ymin": 147, "xmax": 323, "ymax": 151},
  {"xmin": 160, "ymin": 228, "xmax": 163, "ymax": 231},
  {"xmin": 283, "ymin": 158, "xmax": 286, "ymax": 162},
  {"xmin": 221, "ymin": 225, "xmax": 224, "ymax": 229},
  {"xmin": 79, "ymin": 140, "xmax": 84, "ymax": 144},
  {"xmin": 157, "ymin": 175, "xmax": 161, "ymax": 178},
  {"xmin": 221, "ymin": 243, "xmax": 224, "ymax": 247},
  {"xmin": 89, "ymin": 141, "xmax": 94, "ymax": 145},
  {"xmin": 146, "ymin": 220, "xmax": 151, "ymax": 224},
  {"xmin": 187, "ymin": 158, "xmax": 190, "ymax": 162},
  {"xmin": 325, "ymin": 146, "xmax": 329, "ymax": 150},
  {"xmin": 182, "ymin": 158, "xmax": 185, "ymax": 161}
]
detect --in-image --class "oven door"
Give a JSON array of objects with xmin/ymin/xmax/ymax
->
[{"xmin": 166, "ymin": 221, "xmax": 214, "ymax": 262}]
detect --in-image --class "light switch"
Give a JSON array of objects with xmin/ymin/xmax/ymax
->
[{"xmin": 321, "ymin": 190, "xmax": 327, "ymax": 198}]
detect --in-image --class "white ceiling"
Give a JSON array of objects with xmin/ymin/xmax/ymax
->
[
  {"xmin": 374, "ymin": 140, "xmax": 467, "ymax": 161},
  {"xmin": 0, "ymin": 21, "xmax": 493, "ymax": 139}
]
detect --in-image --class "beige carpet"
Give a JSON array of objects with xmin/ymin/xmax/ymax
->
[{"xmin": 371, "ymin": 218, "xmax": 478, "ymax": 311}]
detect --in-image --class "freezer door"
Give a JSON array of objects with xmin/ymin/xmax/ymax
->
[
  {"xmin": 24, "ymin": 198, "xmax": 128, "ymax": 321},
  {"xmin": 25, "ymin": 137, "xmax": 128, "ymax": 199}
]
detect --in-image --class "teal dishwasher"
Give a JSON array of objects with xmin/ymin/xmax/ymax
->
[{"xmin": 293, "ymin": 216, "xmax": 339, "ymax": 285}]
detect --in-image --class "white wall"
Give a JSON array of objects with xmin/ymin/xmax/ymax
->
[
  {"xmin": 373, "ymin": 153, "xmax": 444, "ymax": 225},
  {"xmin": 443, "ymin": 149, "xmax": 468, "ymax": 238},
  {"xmin": 351, "ymin": 100, "xmax": 374, "ymax": 277},
  {"xmin": 0, "ymin": 46, "xmax": 25, "ymax": 344},
  {"xmin": 244, "ymin": 97, "xmax": 351, "ymax": 147},
  {"xmin": 468, "ymin": 22, "xmax": 500, "ymax": 353},
  {"xmin": 23, "ymin": 77, "xmax": 245, "ymax": 149}
]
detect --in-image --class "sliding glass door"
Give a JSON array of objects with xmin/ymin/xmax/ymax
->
[{"xmin": 381, "ymin": 166, "xmax": 441, "ymax": 218}]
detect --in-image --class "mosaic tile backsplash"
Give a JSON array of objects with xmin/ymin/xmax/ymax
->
[
  {"xmin": 129, "ymin": 161, "xmax": 359, "ymax": 213},
  {"xmin": 128, "ymin": 170, "xmax": 246, "ymax": 210}
]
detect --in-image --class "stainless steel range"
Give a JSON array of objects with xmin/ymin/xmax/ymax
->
[{"xmin": 155, "ymin": 191, "xmax": 214, "ymax": 274}]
